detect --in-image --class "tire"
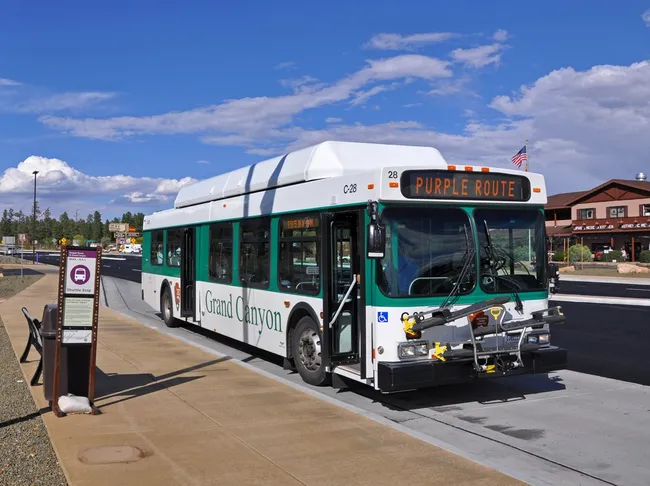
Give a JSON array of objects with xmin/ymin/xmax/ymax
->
[
  {"xmin": 160, "ymin": 285, "xmax": 179, "ymax": 328},
  {"xmin": 292, "ymin": 316, "xmax": 329, "ymax": 386}
]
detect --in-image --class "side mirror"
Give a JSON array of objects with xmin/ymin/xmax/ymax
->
[
  {"xmin": 366, "ymin": 200, "xmax": 385, "ymax": 259},
  {"xmin": 368, "ymin": 222, "xmax": 385, "ymax": 258}
]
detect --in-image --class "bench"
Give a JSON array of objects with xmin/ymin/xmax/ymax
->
[{"xmin": 19, "ymin": 306, "xmax": 43, "ymax": 386}]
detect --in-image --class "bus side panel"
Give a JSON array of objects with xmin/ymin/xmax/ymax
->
[{"xmin": 198, "ymin": 280, "xmax": 321, "ymax": 358}]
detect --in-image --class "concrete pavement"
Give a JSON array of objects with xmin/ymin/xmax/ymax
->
[{"xmin": 1, "ymin": 273, "xmax": 523, "ymax": 486}]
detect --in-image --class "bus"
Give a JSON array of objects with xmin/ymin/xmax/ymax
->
[{"xmin": 141, "ymin": 141, "xmax": 567, "ymax": 393}]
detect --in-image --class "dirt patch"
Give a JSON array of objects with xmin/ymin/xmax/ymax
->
[{"xmin": 0, "ymin": 274, "xmax": 44, "ymax": 300}]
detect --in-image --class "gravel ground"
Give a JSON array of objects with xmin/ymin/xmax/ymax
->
[
  {"xmin": 0, "ymin": 255, "xmax": 26, "ymax": 265},
  {"xmin": 0, "ymin": 274, "xmax": 68, "ymax": 486}
]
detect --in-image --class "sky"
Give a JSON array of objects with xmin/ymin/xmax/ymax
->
[{"xmin": 1, "ymin": 1, "xmax": 650, "ymax": 219}]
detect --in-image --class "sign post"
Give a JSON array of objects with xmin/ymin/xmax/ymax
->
[
  {"xmin": 18, "ymin": 233, "xmax": 28, "ymax": 277},
  {"xmin": 52, "ymin": 245, "xmax": 102, "ymax": 417}
]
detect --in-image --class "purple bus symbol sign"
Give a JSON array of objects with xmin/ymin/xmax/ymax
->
[{"xmin": 70, "ymin": 265, "xmax": 91, "ymax": 285}]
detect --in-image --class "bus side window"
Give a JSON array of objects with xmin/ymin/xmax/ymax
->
[
  {"xmin": 209, "ymin": 222, "xmax": 232, "ymax": 283},
  {"xmin": 278, "ymin": 215, "xmax": 320, "ymax": 295},
  {"xmin": 151, "ymin": 230, "xmax": 164, "ymax": 266},
  {"xmin": 240, "ymin": 218, "xmax": 270, "ymax": 288},
  {"xmin": 166, "ymin": 228, "xmax": 183, "ymax": 267}
]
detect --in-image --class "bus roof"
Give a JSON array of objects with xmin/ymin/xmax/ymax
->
[{"xmin": 174, "ymin": 141, "xmax": 447, "ymax": 209}]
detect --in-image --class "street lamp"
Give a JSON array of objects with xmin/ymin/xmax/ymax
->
[{"xmin": 32, "ymin": 170, "xmax": 38, "ymax": 263}]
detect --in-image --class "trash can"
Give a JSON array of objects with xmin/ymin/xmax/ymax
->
[{"xmin": 41, "ymin": 304, "xmax": 91, "ymax": 403}]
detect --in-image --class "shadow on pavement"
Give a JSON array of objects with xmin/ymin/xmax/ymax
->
[{"xmin": 95, "ymin": 357, "xmax": 232, "ymax": 408}]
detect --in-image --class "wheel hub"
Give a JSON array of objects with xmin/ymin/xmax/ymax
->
[
  {"xmin": 298, "ymin": 329, "xmax": 322, "ymax": 371},
  {"xmin": 163, "ymin": 294, "xmax": 171, "ymax": 320}
]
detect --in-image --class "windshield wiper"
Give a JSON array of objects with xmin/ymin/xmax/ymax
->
[
  {"xmin": 483, "ymin": 219, "xmax": 524, "ymax": 314},
  {"xmin": 440, "ymin": 224, "xmax": 475, "ymax": 309}
]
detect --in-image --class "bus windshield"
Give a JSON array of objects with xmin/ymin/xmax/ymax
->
[
  {"xmin": 474, "ymin": 208, "xmax": 547, "ymax": 293},
  {"xmin": 377, "ymin": 207, "xmax": 476, "ymax": 297}
]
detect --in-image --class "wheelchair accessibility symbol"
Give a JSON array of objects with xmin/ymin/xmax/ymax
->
[{"xmin": 377, "ymin": 311, "xmax": 389, "ymax": 323}]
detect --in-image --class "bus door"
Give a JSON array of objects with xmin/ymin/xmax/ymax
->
[
  {"xmin": 322, "ymin": 210, "xmax": 365, "ymax": 372},
  {"xmin": 180, "ymin": 227, "xmax": 196, "ymax": 320}
]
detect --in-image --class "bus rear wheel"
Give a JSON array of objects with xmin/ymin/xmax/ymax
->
[
  {"xmin": 161, "ymin": 286, "xmax": 179, "ymax": 328},
  {"xmin": 293, "ymin": 316, "xmax": 329, "ymax": 386}
]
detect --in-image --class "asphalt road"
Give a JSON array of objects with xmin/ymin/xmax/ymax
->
[
  {"xmin": 20, "ymin": 251, "xmax": 142, "ymax": 283},
  {"xmin": 558, "ymin": 279, "xmax": 650, "ymax": 299},
  {"xmin": 548, "ymin": 299, "xmax": 650, "ymax": 386}
]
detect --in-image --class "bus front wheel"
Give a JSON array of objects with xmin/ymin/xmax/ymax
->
[
  {"xmin": 161, "ymin": 286, "xmax": 179, "ymax": 328},
  {"xmin": 293, "ymin": 316, "xmax": 329, "ymax": 386}
]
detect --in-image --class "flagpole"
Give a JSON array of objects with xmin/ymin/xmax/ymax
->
[{"xmin": 525, "ymin": 139, "xmax": 529, "ymax": 172}]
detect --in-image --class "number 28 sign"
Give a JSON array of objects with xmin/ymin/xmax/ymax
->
[{"xmin": 64, "ymin": 249, "xmax": 98, "ymax": 295}]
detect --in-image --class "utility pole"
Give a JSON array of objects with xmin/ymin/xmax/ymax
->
[{"xmin": 32, "ymin": 170, "xmax": 38, "ymax": 263}]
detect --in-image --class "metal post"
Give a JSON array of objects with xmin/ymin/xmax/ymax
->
[{"xmin": 32, "ymin": 170, "xmax": 38, "ymax": 264}]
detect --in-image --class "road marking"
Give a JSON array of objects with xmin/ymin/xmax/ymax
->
[
  {"xmin": 625, "ymin": 288, "xmax": 650, "ymax": 292},
  {"xmin": 103, "ymin": 265, "xmax": 111, "ymax": 268},
  {"xmin": 551, "ymin": 294, "xmax": 650, "ymax": 307},
  {"xmin": 103, "ymin": 257, "xmax": 126, "ymax": 261},
  {"xmin": 132, "ymin": 269, "xmax": 141, "ymax": 272}
]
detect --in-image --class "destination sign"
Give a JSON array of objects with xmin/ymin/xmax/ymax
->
[
  {"xmin": 282, "ymin": 217, "xmax": 319, "ymax": 230},
  {"xmin": 400, "ymin": 170, "xmax": 530, "ymax": 201}
]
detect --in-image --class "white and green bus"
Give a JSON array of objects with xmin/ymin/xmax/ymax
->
[{"xmin": 141, "ymin": 141, "xmax": 567, "ymax": 392}]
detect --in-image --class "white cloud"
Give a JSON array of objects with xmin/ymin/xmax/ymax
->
[
  {"xmin": 15, "ymin": 92, "xmax": 117, "ymax": 113},
  {"xmin": 0, "ymin": 155, "xmax": 196, "ymax": 214},
  {"xmin": 0, "ymin": 76, "xmax": 116, "ymax": 114},
  {"xmin": 643, "ymin": 9, "xmax": 650, "ymax": 26},
  {"xmin": 364, "ymin": 32, "xmax": 458, "ymax": 50},
  {"xmin": 451, "ymin": 43, "xmax": 505, "ymax": 68},
  {"xmin": 196, "ymin": 159, "xmax": 210, "ymax": 164},
  {"xmin": 40, "ymin": 54, "xmax": 452, "ymax": 143},
  {"xmin": 257, "ymin": 60, "xmax": 650, "ymax": 194},
  {"xmin": 428, "ymin": 77, "xmax": 475, "ymax": 96},
  {"xmin": 493, "ymin": 29, "xmax": 509, "ymax": 42},
  {"xmin": 274, "ymin": 61, "xmax": 296, "ymax": 70},
  {"xmin": 350, "ymin": 83, "xmax": 398, "ymax": 105},
  {"xmin": 0, "ymin": 78, "xmax": 21, "ymax": 87},
  {"xmin": 325, "ymin": 117, "xmax": 342, "ymax": 123}
]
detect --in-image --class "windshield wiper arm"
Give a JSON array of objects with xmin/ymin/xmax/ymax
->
[
  {"xmin": 440, "ymin": 225, "xmax": 475, "ymax": 309},
  {"xmin": 483, "ymin": 219, "xmax": 524, "ymax": 314}
]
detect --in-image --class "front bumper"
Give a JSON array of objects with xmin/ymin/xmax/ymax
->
[{"xmin": 376, "ymin": 346, "xmax": 568, "ymax": 393}]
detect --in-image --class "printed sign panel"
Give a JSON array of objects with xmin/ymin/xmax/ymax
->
[
  {"xmin": 109, "ymin": 223, "xmax": 129, "ymax": 232},
  {"xmin": 63, "ymin": 296, "xmax": 94, "ymax": 327},
  {"xmin": 64, "ymin": 249, "xmax": 98, "ymax": 295},
  {"xmin": 62, "ymin": 329, "xmax": 92, "ymax": 344}
]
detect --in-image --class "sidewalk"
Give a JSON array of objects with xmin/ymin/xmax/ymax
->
[{"xmin": 1, "ymin": 274, "xmax": 523, "ymax": 486}]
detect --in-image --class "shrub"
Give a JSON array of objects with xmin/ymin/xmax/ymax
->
[
  {"xmin": 568, "ymin": 244, "xmax": 593, "ymax": 264},
  {"xmin": 552, "ymin": 251, "xmax": 565, "ymax": 262},
  {"xmin": 601, "ymin": 250, "xmax": 623, "ymax": 262},
  {"xmin": 638, "ymin": 250, "xmax": 650, "ymax": 263}
]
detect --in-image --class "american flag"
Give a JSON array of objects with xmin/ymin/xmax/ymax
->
[{"xmin": 511, "ymin": 145, "xmax": 527, "ymax": 168}]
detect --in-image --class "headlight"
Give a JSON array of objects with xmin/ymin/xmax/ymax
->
[
  {"xmin": 527, "ymin": 333, "xmax": 550, "ymax": 344},
  {"xmin": 398, "ymin": 341, "xmax": 429, "ymax": 358}
]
